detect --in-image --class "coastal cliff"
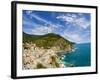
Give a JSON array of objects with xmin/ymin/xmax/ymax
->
[{"xmin": 23, "ymin": 32, "xmax": 75, "ymax": 69}]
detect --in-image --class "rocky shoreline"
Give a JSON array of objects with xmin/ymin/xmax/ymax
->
[{"xmin": 22, "ymin": 43, "xmax": 67, "ymax": 69}]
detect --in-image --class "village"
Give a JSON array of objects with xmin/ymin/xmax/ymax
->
[{"xmin": 22, "ymin": 42, "xmax": 66, "ymax": 69}]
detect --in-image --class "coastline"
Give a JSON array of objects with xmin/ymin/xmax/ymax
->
[
  {"xmin": 61, "ymin": 43, "xmax": 91, "ymax": 67},
  {"xmin": 23, "ymin": 43, "xmax": 68, "ymax": 69}
]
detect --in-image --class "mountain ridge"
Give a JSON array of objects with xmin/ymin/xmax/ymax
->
[{"xmin": 23, "ymin": 32, "xmax": 75, "ymax": 51}]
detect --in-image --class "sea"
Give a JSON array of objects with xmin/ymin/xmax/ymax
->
[{"xmin": 61, "ymin": 43, "xmax": 91, "ymax": 67}]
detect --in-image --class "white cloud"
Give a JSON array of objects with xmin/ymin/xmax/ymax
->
[
  {"xmin": 75, "ymin": 17, "xmax": 90, "ymax": 29},
  {"xmin": 28, "ymin": 13, "xmax": 52, "ymax": 26},
  {"xmin": 29, "ymin": 13, "xmax": 63, "ymax": 29},
  {"xmin": 57, "ymin": 15, "xmax": 74, "ymax": 22},
  {"xmin": 61, "ymin": 29, "xmax": 83, "ymax": 43},
  {"xmin": 56, "ymin": 13, "xmax": 91, "ymax": 43},
  {"xmin": 24, "ymin": 11, "xmax": 90, "ymax": 43},
  {"xmin": 23, "ymin": 20, "xmax": 37, "ymax": 27},
  {"xmin": 32, "ymin": 25, "xmax": 54, "ymax": 35},
  {"xmin": 25, "ymin": 12, "xmax": 63, "ymax": 35},
  {"xmin": 62, "ymin": 28, "xmax": 90, "ymax": 43},
  {"xmin": 26, "ymin": 10, "xmax": 33, "ymax": 15},
  {"xmin": 70, "ymin": 34, "xmax": 82, "ymax": 42},
  {"xmin": 31, "ymin": 14, "xmax": 47, "ymax": 23},
  {"xmin": 56, "ymin": 13, "xmax": 90, "ymax": 29}
]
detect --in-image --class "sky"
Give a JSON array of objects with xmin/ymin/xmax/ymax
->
[{"xmin": 23, "ymin": 10, "xmax": 91, "ymax": 43}]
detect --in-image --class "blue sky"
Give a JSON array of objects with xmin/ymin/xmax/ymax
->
[{"xmin": 23, "ymin": 10, "xmax": 91, "ymax": 43}]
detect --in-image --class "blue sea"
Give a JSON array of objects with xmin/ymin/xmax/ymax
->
[{"xmin": 62, "ymin": 43, "xmax": 91, "ymax": 67}]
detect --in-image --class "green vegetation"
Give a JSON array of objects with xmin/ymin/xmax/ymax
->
[
  {"xmin": 23, "ymin": 32, "xmax": 42, "ymax": 43},
  {"xmin": 23, "ymin": 32, "xmax": 75, "ymax": 50},
  {"xmin": 36, "ymin": 63, "xmax": 46, "ymax": 69},
  {"xmin": 49, "ymin": 56, "xmax": 60, "ymax": 67}
]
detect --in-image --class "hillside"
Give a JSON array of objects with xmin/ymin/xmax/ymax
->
[
  {"xmin": 23, "ymin": 32, "xmax": 75, "ymax": 69},
  {"xmin": 23, "ymin": 32, "xmax": 75, "ymax": 51}
]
